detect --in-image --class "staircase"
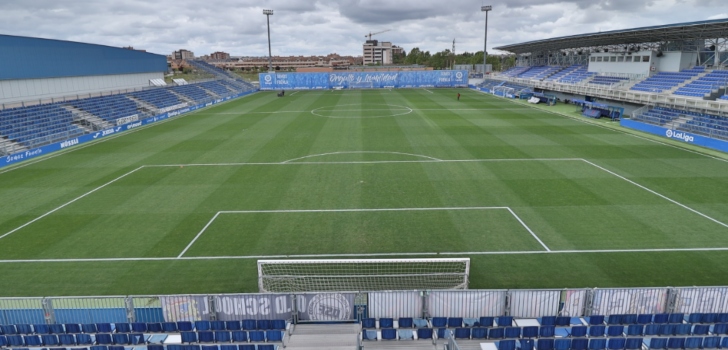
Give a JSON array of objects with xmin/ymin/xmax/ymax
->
[
  {"xmin": 126, "ymin": 96, "xmax": 158, "ymax": 115},
  {"xmin": 62, "ymin": 106, "xmax": 114, "ymax": 130},
  {"xmin": 667, "ymin": 70, "xmax": 710, "ymax": 94},
  {"xmin": 285, "ymin": 323, "xmax": 359, "ymax": 350},
  {"xmin": 0, "ymin": 137, "xmax": 27, "ymax": 156},
  {"xmin": 170, "ymin": 91, "xmax": 196, "ymax": 104}
]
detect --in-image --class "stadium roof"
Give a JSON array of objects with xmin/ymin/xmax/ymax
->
[{"xmin": 494, "ymin": 18, "xmax": 728, "ymax": 54}]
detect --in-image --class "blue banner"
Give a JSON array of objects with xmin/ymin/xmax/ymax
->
[
  {"xmin": 621, "ymin": 119, "xmax": 728, "ymax": 153},
  {"xmin": 259, "ymin": 70, "xmax": 468, "ymax": 90},
  {"xmin": 1, "ymin": 90, "xmax": 257, "ymax": 168}
]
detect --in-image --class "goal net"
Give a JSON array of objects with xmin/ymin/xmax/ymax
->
[
  {"xmin": 257, "ymin": 258, "xmax": 470, "ymax": 293},
  {"xmin": 349, "ymin": 81, "xmax": 374, "ymax": 89}
]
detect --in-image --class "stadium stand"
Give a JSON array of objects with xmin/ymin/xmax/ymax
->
[
  {"xmin": 67, "ymin": 95, "xmax": 139, "ymax": 125},
  {"xmin": 589, "ymin": 75, "xmax": 629, "ymax": 86},
  {"xmin": 674, "ymin": 69, "xmax": 728, "ymax": 98},
  {"xmin": 634, "ymin": 106, "xmax": 728, "ymax": 140},
  {"xmin": 130, "ymin": 89, "xmax": 183, "ymax": 110},
  {"xmin": 630, "ymin": 68, "xmax": 703, "ymax": 93},
  {"xmin": 557, "ymin": 66, "xmax": 595, "ymax": 84},
  {"xmin": 544, "ymin": 65, "xmax": 583, "ymax": 82},
  {"xmin": 0, "ymin": 103, "xmax": 85, "ymax": 148}
]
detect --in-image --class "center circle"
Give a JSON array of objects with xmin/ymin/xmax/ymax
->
[{"xmin": 311, "ymin": 103, "xmax": 413, "ymax": 119}]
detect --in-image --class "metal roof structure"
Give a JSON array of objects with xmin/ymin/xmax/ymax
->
[{"xmin": 494, "ymin": 18, "xmax": 728, "ymax": 54}]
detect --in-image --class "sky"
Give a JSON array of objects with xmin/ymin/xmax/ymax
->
[{"xmin": 0, "ymin": 0, "xmax": 725, "ymax": 58}]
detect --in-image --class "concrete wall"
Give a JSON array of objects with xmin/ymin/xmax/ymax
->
[
  {"xmin": 0, "ymin": 72, "xmax": 163, "ymax": 105},
  {"xmin": 655, "ymin": 52, "xmax": 699, "ymax": 72},
  {"xmin": 588, "ymin": 51, "xmax": 656, "ymax": 75}
]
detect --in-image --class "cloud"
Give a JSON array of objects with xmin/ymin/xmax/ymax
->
[{"xmin": 0, "ymin": 0, "xmax": 722, "ymax": 57}]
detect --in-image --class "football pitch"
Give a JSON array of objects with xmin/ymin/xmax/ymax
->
[{"xmin": 1, "ymin": 88, "xmax": 728, "ymax": 296}]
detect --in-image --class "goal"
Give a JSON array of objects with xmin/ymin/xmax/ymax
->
[
  {"xmin": 349, "ymin": 81, "xmax": 374, "ymax": 89},
  {"xmin": 257, "ymin": 258, "xmax": 470, "ymax": 293}
]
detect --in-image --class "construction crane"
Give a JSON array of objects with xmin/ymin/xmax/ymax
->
[{"xmin": 365, "ymin": 29, "xmax": 391, "ymax": 41}]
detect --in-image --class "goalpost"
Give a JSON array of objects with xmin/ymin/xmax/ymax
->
[{"xmin": 257, "ymin": 258, "xmax": 470, "ymax": 293}]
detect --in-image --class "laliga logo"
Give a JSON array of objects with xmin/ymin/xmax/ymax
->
[
  {"xmin": 665, "ymin": 129, "xmax": 694, "ymax": 142},
  {"xmin": 264, "ymin": 75, "xmax": 272, "ymax": 83},
  {"xmin": 455, "ymin": 72, "xmax": 463, "ymax": 79}
]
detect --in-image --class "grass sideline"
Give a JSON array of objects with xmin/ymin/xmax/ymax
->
[{"xmin": 0, "ymin": 88, "xmax": 727, "ymax": 296}]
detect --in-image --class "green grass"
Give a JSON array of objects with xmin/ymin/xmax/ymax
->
[{"xmin": 1, "ymin": 88, "xmax": 728, "ymax": 296}]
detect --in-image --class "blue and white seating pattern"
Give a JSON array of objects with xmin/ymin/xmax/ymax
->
[
  {"xmin": 544, "ymin": 65, "xmax": 583, "ymax": 83},
  {"xmin": 630, "ymin": 69, "xmax": 700, "ymax": 93},
  {"xmin": 0, "ymin": 104, "xmax": 84, "ymax": 147},
  {"xmin": 674, "ymin": 69, "xmax": 728, "ymax": 98},
  {"xmin": 130, "ymin": 89, "xmax": 183, "ymax": 109},
  {"xmin": 636, "ymin": 107, "xmax": 728, "ymax": 140},
  {"xmin": 69, "ymin": 95, "xmax": 139, "ymax": 124},
  {"xmin": 589, "ymin": 76, "xmax": 629, "ymax": 86}
]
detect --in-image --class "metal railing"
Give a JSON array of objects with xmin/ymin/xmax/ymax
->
[{"xmin": 3, "ymin": 286, "xmax": 728, "ymax": 326}]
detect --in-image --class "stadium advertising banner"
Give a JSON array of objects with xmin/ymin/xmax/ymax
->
[
  {"xmin": 258, "ymin": 70, "xmax": 468, "ymax": 90},
  {"xmin": 160, "ymin": 293, "xmax": 356, "ymax": 321},
  {"xmin": 621, "ymin": 119, "xmax": 728, "ymax": 153},
  {"xmin": 0, "ymin": 90, "xmax": 256, "ymax": 169}
]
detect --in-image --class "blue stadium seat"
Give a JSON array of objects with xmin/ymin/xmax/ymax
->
[
  {"xmin": 718, "ymin": 314, "xmax": 728, "ymax": 323},
  {"xmin": 625, "ymin": 338, "xmax": 643, "ymax": 350},
  {"xmin": 645, "ymin": 324, "xmax": 660, "ymax": 336},
  {"xmin": 241, "ymin": 320, "xmax": 256, "ymax": 331},
  {"xmin": 90, "ymin": 346, "xmax": 109, "ymax": 350},
  {"xmin": 257, "ymin": 345, "xmax": 275, "ymax": 350},
  {"xmin": 225, "ymin": 321, "xmax": 241, "ymax": 331},
  {"xmin": 505, "ymin": 327, "xmax": 521, "ymax": 338},
  {"xmin": 202, "ymin": 345, "xmax": 218, "ymax": 350},
  {"xmin": 231, "ymin": 331, "xmax": 247, "ymax": 343},
  {"xmin": 498, "ymin": 316, "xmax": 514, "ymax": 327},
  {"xmin": 446, "ymin": 317, "xmax": 463, "ymax": 328},
  {"xmin": 25, "ymin": 335, "xmax": 42, "ymax": 346},
  {"xmin": 623, "ymin": 315, "xmax": 638, "ymax": 324},
  {"xmin": 538, "ymin": 338, "xmax": 554, "ymax": 350},
  {"xmin": 692, "ymin": 325, "xmax": 709, "ymax": 335},
  {"xmin": 219, "ymin": 345, "xmax": 236, "ymax": 350},
  {"xmin": 147, "ymin": 323, "xmax": 163, "ymax": 333},
  {"xmin": 455, "ymin": 328, "xmax": 471, "ymax": 339},
  {"xmin": 414, "ymin": 318, "xmax": 429, "ymax": 328},
  {"xmin": 589, "ymin": 316, "xmax": 605, "ymax": 325},
  {"xmin": 210, "ymin": 321, "xmax": 225, "ymax": 331},
  {"xmin": 626, "ymin": 325, "xmax": 644, "ymax": 336},
  {"xmin": 556, "ymin": 317, "xmax": 571, "ymax": 326},
  {"xmin": 162, "ymin": 322, "xmax": 178, "ymax": 333},
  {"xmin": 523, "ymin": 326, "xmax": 538, "ymax": 338},
  {"xmin": 109, "ymin": 346, "xmax": 125, "ymax": 350},
  {"xmin": 131, "ymin": 323, "xmax": 147, "ymax": 333},
  {"xmin": 489, "ymin": 328, "xmax": 505, "ymax": 339},
  {"xmin": 572, "ymin": 338, "xmax": 588, "ymax": 350},
  {"xmin": 195, "ymin": 321, "xmax": 211, "ymax": 332},
  {"xmin": 649, "ymin": 338, "xmax": 668, "ymax": 350},
  {"xmin": 607, "ymin": 326, "xmax": 624, "ymax": 336},
  {"xmin": 35, "ymin": 324, "xmax": 51, "ymax": 335},
  {"xmin": 684, "ymin": 337, "xmax": 702, "ymax": 349},
  {"xmin": 16, "ymin": 325, "xmax": 33, "ymax": 335},
  {"xmin": 380, "ymin": 318, "xmax": 394, "ymax": 329},
  {"xmin": 555, "ymin": 339, "xmax": 571, "ymax": 350},
  {"xmin": 521, "ymin": 339, "xmax": 535, "ymax": 350},
  {"xmin": 667, "ymin": 337, "xmax": 685, "ymax": 349},
  {"xmin": 540, "ymin": 326, "xmax": 555, "ymax": 337},
  {"xmin": 589, "ymin": 338, "xmax": 607, "ymax": 350},
  {"xmin": 673, "ymin": 324, "xmax": 691, "ymax": 336},
  {"xmin": 608, "ymin": 315, "xmax": 622, "ymax": 325},
  {"xmin": 58, "ymin": 334, "xmax": 76, "ymax": 346},
  {"xmin": 659, "ymin": 324, "xmax": 675, "ymax": 336},
  {"xmin": 540, "ymin": 317, "xmax": 556, "ymax": 326},
  {"xmin": 702, "ymin": 336, "xmax": 720, "ymax": 349},
  {"xmin": 238, "ymin": 345, "xmax": 255, "ymax": 350},
  {"xmin": 184, "ymin": 345, "xmax": 201, "ymax": 350},
  {"xmin": 637, "ymin": 315, "xmax": 653, "ymax": 324},
  {"xmin": 668, "ymin": 314, "xmax": 684, "ymax": 324},
  {"xmin": 398, "ymin": 317, "xmax": 413, "ymax": 328},
  {"xmin": 589, "ymin": 326, "xmax": 606, "ymax": 337},
  {"xmin": 479, "ymin": 317, "xmax": 495, "ymax": 327},
  {"xmin": 436, "ymin": 328, "xmax": 450, "ymax": 339},
  {"xmin": 472, "ymin": 328, "xmax": 487, "ymax": 339},
  {"xmin": 266, "ymin": 330, "xmax": 283, "ymax": 342},
  {"xmin": 687, "ymin": 314, "xmax": 703, "ymax": 324},
  {"xmin": 75, "ymin": 334, "xmax": 92, "ymax": 345},
  {"xmin": 464, "ymin": 318, "xmax": 479, "ymax": 327},
  {"xmin": 722, "ymin": 338, "xmax": 728, "ymax": 349},
  {"xmin": 168, "ymin": 345, "xmax": 184, "ymax": 350},
  {"xmin": 214, "ymin": 331, "xmax": 231, "ymax": 343},
  {"xmin": 417, "ymin": 328, "xmax": 433, "ymax": 340},
  {"xmin": 198, "ymin": 331, "xmax": 214, "ymax": 343},
  {"xmin": 111, "ymin": 334, "xmax": 130, "ymax": 345},
  {"xmin": 608, "ymin": 338, "xmax": 625, "ymax": 350},
  {"xmin": 115, "ymin": 323, "xmax": 131, "ymax": 333},
  {"xmin": 247, "ymin": 330, "xmax": 265, "ymax": 342},
  {"xmin": 431, "ymin": 317, "xmax": 447, "ymax": 328},
  {"xmin": 571, "ymin": 326, "xmax": 587, "ymax": 337},
  {"xmin": 381, "ymin": 328, "xmax": 396, "ymax": 340},
  {"xmin": 702, "ymin": 314, "xmax": 718, "ymax": 324},
  {"xmin": 148, "ymin": 345, "xmax": 164, "ymax": 350},
  {"xmin": 712, "ymin": 323, "xmax": 728, "ymax": 335},
  {"xmin": 64, "ymin": 324, "xmax": 81, "ymax": 334},
  {"xmin": 499, "ymin": 340, "xmax": 516, "ymax": 350},
  {"xmin": 178, "ymin": 322, "xmax": 194, "ymax": 332},
  {"xmin": 43, "ymin": 335, "xmax": 60, "ymax": 346},
  {"xmin": 361, "ymin": 318, "xmax": 376, "ymax": 329},
  {"xmin": 95, "ymin": 334, "xmax": 113, "ymax": 345},
  {"xmin": 6, "ymin": 334, "xmax": 23, "ymax": 347},
  {"xmin": 131, "ymin": 334, "xmax": 145, "ymax": 345},
  {"xmin": 256, "ymin": 320, "xmax": 271, "ymax": 330},
  {"xmin": 654, "ymin": 314, "xmax": 669, "ymax": 324},
  {"xmin": 181, "ymin": 332, "xmax": 197, "ymax": 344},
  {"xmin": 0, "ymin": 336, "xmax": 6, "ymax": 347},
  {"xmin": 96, "ymin": 324, "xmax": 112, "ymax": 333}
]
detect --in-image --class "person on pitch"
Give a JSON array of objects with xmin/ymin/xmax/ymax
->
[{"xmin": 457, "ymin": 93, "xmax": 461, "ymax": 101}]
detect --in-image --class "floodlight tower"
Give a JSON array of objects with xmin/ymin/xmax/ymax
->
[
  {"xmin": 481, "ymin": 5, "xmax": 492, "ymax": 74},
  {"xmin": 263, "ymin": 9, "xmax": 274, "ymax": 72}
]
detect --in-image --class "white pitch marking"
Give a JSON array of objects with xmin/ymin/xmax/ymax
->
[
  {"xmin": 146, "ymin": 158, "xmax": 582, "ymax": 167},
  {"xmin": 177, "ymin": 212, "xmax": 222, "ymax": 258},
  {"xmin": 423, "ymin": 89, "xmax": 434, "ymax": 94},
  {"xmin": 0, "ymin": 166, "xmax": 146, "ymax": 241},
  {"xmin": 289, "ymin": 91, "xmax": 299, "ymax": 96},
  {"xmin": 5, "ymin": 247, "xmax": 728, "ymax": 264},
  {"xmin": 506, "ymin": 207, "xmax": 550, "ymax": 251},
  {"xmin": 581, "ymin": 159, "xmax": 728, "ymax": 229},
  {"xmin": 281, "ymin": 151, "xmax": 443, "ymax": 164}
]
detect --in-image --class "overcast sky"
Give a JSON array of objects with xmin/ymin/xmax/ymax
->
[{"xmin": 0, "ymin": 0, "xmax": 725, "ymax": 58}]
